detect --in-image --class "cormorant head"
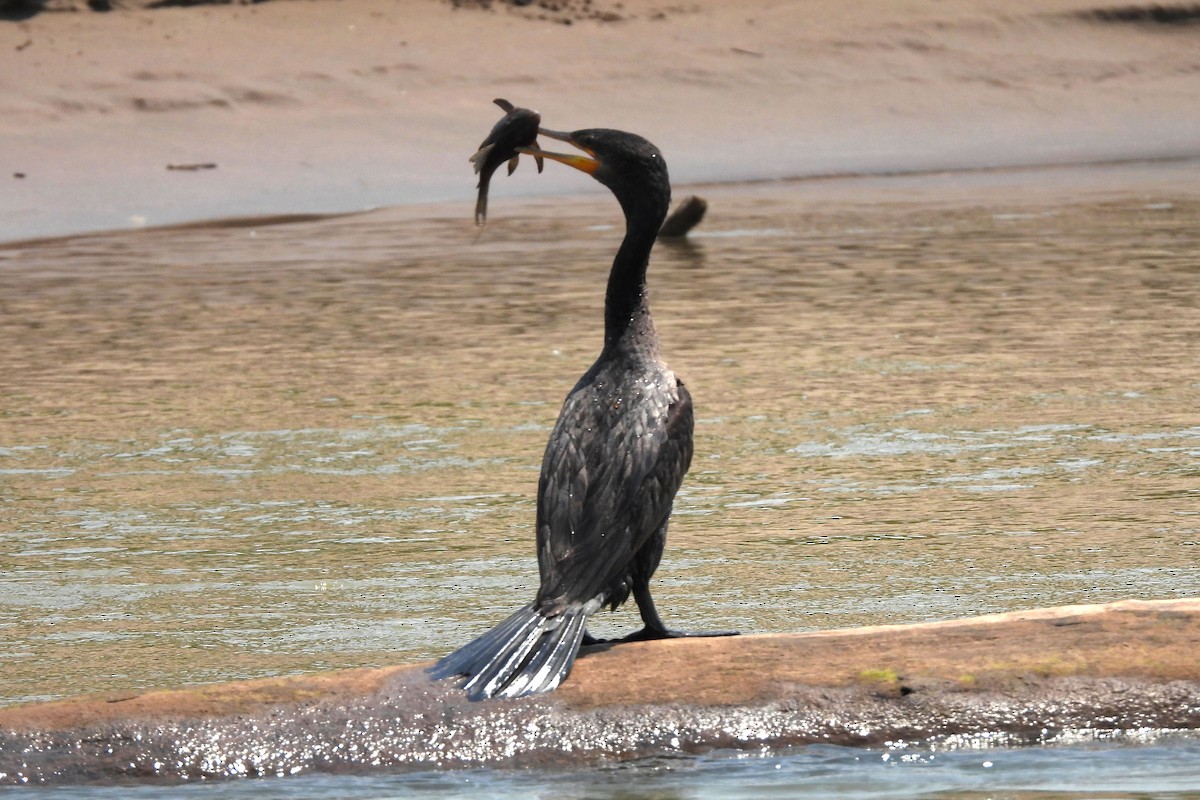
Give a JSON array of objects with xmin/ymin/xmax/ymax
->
[{"xmin": 520, "ymin": 127, "xmax": 671, "ymax": 228}]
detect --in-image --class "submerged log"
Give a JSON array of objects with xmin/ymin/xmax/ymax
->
[{"xmin": 1, "ymin": 598, "xmax": 1198, "ymax": 784}]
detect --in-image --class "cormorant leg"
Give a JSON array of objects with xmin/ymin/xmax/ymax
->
[{"xmin": 619, "ymin": 582, "xmax": 738, "ymax": 642}]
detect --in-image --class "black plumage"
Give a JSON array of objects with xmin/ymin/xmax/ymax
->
[{"xmin": 432, "ymin": 126, "xmax": 729, "ymax": 700}]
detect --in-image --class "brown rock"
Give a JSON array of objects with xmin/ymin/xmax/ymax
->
[{"xmin": 1, "ymin": 598, "xmax": 1197, "ymax": 784}]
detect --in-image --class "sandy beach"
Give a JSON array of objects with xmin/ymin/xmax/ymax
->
[{"xmin": 3, "ymin": 0, "xmax": 1199, "ymax": 240}]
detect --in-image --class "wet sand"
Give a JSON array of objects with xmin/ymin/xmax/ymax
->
[{"xmin": 3, "ymin": 0, "xmax": 1200, "ymax": 240}]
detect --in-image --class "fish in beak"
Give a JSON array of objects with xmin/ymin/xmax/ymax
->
[{"xmin": 470, "ymin": 98, "xmax": 544, "ymax": 225}]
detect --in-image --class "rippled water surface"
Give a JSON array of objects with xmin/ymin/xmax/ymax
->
[
  {"xmin": 2, "ymin": 161, "xmax": 1199, "ymax": 792},
  {"xmin": 4, "ymin": 737, "xmax": 1200, "ymax": 799}
]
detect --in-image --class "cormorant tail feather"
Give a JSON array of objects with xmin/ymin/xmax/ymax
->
[{"xmin": 428, "ymin": 599, "xmax": 600, "ymax": 701}]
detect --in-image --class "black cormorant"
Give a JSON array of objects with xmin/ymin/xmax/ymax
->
[{"xmin": 431, "ymin": 127, "xmax": 731, "ymax": 700}]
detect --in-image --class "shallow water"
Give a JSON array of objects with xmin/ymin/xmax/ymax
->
[
  {"xmin": 4, "ymin": 738, "xmax": 1200, "ymax": 798},
  {"xmin": 2, "ymin": 160, "xmax": 1199, "ymax": 790}
]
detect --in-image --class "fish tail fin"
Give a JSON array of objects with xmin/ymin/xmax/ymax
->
[
  {"xmin": 474, "ymin": 185, "xmax": 488, "ymax": 225},
  {"xmin": 474, "ymin": 168, "xmax": 492, "ymax": 226}
]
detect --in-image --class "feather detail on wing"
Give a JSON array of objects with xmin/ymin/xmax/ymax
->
[{"xmin": 535, "ymin": 373, "xmax": 692, "ymax": 611}]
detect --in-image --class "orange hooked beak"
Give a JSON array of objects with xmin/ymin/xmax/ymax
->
[{"xmin": 517, "ymin": 129, "xmax": 599, "ymax": 176}]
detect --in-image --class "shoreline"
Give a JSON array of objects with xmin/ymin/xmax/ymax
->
[
  {"xmin": 7, "ymin": 132, "xmax": 1200, "ymax": 246},
  {"xmin": 3, "ymin": 599, "xmax": 1198, "ymax": 783},
  {"xmin": 3, "ymin": 0, "xmax": 1199, "ymax": 242},
  {"xmin": 5, "ymin": 152, "xmax": 1200, "ymax": 249}
]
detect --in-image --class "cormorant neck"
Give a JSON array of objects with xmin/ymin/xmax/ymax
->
[{"xmin": 604, "ymin": 193, "xmax": 668, "ymax": 352}]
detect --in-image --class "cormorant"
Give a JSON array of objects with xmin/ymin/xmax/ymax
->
[{"xmin": 431, "ymin": 126, "xmax": 731, "ymax": 700}]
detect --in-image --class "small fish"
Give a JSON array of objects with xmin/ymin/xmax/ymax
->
[{"xmin": 470, "ymin": 98, "xmax": 543, "ymax": 225}]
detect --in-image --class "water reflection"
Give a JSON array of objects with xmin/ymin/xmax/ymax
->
[{"xmin": 1, "ymin": 164, "xmax": 1199, "ymax": 705}]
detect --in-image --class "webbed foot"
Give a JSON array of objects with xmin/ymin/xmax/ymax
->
[{"xmin": 618, "ymin": 626, "xmax": 739, "ymax": 643}]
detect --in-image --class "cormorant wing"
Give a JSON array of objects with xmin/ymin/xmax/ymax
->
[{"xmin": 534, "ymin": 373, "xmax": 693, "ymax": 612}]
